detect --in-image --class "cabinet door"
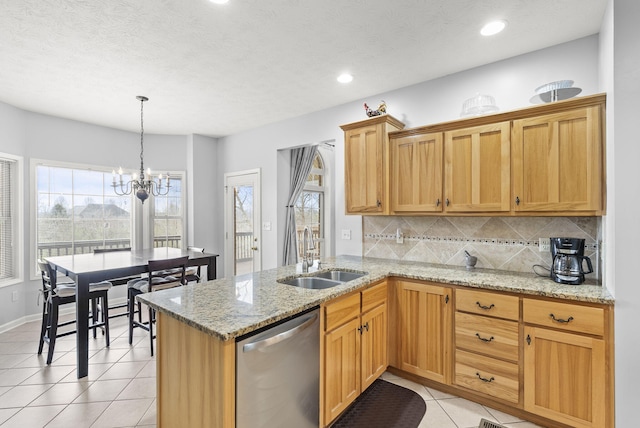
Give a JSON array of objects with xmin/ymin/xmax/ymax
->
[
  {"xmin": 395, "ymin": 280, "xmax": 452, "ymax": 383},
  {"xmin": 512, "ymin": 106, "xmax": 602, "ymax": 212},
  {"xmin": 444, "ymin": 122, "xmax": 511, "ymax": 212},
  {"xmin": 361, "ymin": 302, "xmax": 388, "ymax": 391},
  {"xmin": 344, "ymin": 124, "xmax": 385, "ymax": 213},
  {"xmin": 390, "ymin": 133, "xmax": 443, "ymax": 212},
  {"xmin": 524, "ymin": 326, "xmax": 605, "ymax": 428},
  {"xmin": 324, "ymin": 317, "xmax": 361, "ymax": 424}
]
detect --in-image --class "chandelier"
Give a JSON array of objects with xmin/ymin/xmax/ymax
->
[{"xmin": 112, "ymin": 96, "xmax": 170, "ymax": 203}]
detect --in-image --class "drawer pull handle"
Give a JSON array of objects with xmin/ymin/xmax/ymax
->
[
  {"xmin": 475, "ymin": 333, "xmax": 495, "ymax": 342},
  {"xmin": 549, "ymin": 313, "xmax": 574, "ymax": 324},
  {"xmin": 476, "ymin": 372, "xmax": 495, "ymax": 383},
  {"xmin": 476, "ymin": 302, "xmax": 495, "ymax": 310}
]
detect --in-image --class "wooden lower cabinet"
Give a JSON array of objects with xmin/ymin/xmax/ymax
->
[
  {"xmin": 155, "ymin": 313, "xmax": 236, "ymax": 428},
  {"xmin": 523, "ymin": 326, "xmax": 605, "ymax": 428},
  {"xmin": 391, "ymin": 279, "xmax": 452, "ymax": 384},
  {"xmin": 321, "ymin": 281, "xmax": 388, "ymax": 427},
  {"xmin": 455, "ymin": 349, "xmax": 519, "ymax": 403},
  {"xmin": 387, "ymin": 281, "xmax": 614, "ymax": 428},
  {"xmin": 523, "ymin": 297, "xmax": 612, "ymax": 428}
]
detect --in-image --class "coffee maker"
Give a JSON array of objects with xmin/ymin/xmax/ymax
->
[{"xmin": 550, "ymin": 237, "xmax": 593, "ymax": 285}]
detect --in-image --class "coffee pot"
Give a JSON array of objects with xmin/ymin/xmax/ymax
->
[{"xmin": 550, "ymin": 237, "xmax": 593, "ymax": 285}]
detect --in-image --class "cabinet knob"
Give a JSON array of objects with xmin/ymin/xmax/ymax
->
[
  {"xmin": 515, "ymin": 196, "xmax": 520, "ymax": 205},
  {"xmin": 526, "ymin": 334, "xmax": 531, "ymax": 345},
  {"xmin": 436, "ymin": 198, "xmax": 441, "ymax": 207},
  {"xmin": 445, "ymin": 198, "xmax": 450, "ymax": 207},
  {"xmin": 376, "ymin": 199, "xmax": 381, "ymax": 207}
]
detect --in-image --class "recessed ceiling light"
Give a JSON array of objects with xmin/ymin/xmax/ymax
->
[
  {"xmin": 337, "ymin": 73, "xmax": 353, "ymax": 84},
  {"xmin": 481, "ymin": 20, "xmax": 507, "ymax": 36},
  {"xmin": 209, "ymin": 0, "xmax": 229, "ymax": 4}
]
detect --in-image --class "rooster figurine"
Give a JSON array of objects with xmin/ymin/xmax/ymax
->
[{"xmin": 364, "ymin": 100, "xmax": 387, "ymax": 117}]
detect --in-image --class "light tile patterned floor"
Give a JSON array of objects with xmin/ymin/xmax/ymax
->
[{"xmin": 0, "ymin": 315, "xmax": 543, "ymax": 427}]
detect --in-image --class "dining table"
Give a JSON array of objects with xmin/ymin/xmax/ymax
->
[{"xmin": 45, "ymin": 247, "xmax": 218, "ymax": 378}]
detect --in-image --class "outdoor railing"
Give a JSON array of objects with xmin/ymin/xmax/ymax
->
[{"xmin": 37, "ymin": 236, "xmax": 182, "ymax": 260}]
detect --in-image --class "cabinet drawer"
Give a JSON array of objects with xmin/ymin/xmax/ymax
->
[
  {"xmin": 456, "ymin": 289, "xmax": 519, "ymax": 320},
  {"xmin": 362, "ymin": 281, "xmax": 387, "ymax": 313},
  {"xmin": 523, "ymin": 299, "xmax": 604, "ymax": 336},
  {"xmin": 455, "ymin": 312, "xmax": 519, "ymax": 362},
  {"xmin": 324, "ymin": 293, "xmax": 360, "ymax": 332},
  {"xmin": 455, "ymin": 349, "xmax": 519, "ymax": 403}
]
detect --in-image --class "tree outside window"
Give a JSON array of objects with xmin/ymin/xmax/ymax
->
[
  {"xmin": 295, "ymin": 152, "xmax": 324, "ymax": 260},
  {"xmin": 36, "ymin": 165, "xmax": 131, "ymax": 259}
]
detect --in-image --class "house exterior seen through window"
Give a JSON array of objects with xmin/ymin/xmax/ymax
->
[
  {"xmin": 295, "ymin": 151, "xmax": 324, "ymax": 260},
  {"xmin": 35, "ymin": 163, "xmax": 185, "ymax": 266}
]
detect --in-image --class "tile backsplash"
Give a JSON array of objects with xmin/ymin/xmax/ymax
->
[{"xmin": 363, "ymin": 216, "xmax": 601, "ymax": 282}]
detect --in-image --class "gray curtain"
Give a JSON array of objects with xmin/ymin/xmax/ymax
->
[{"xmin": 282, "ymin": 145, "xmax": 319, "ymax": 266}]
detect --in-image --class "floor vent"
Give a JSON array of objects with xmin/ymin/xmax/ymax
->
[{"xmin": 478, "ymin": 419, "xmax": 508, "ymax": 428}]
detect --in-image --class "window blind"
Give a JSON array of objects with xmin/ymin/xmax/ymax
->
[{"xmin": 0, "ymin": 157, "xmax": 15, "ymax": 280}]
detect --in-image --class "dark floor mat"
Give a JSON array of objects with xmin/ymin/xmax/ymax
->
[{"xmin": 331, "ymin": 379, "xmax": 426, "ymax": 428}]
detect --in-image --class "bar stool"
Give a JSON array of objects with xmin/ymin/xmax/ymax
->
[
  {"xmin": 127, "ymin": 256, "xmax": 188, "ymax": 356},
  {"xmin": 37, "ymin": 260, "xmax": 112, "ymax": 365}
]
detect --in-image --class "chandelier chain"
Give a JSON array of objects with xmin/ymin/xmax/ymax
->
[
  {"xmin": 140, "ymin": 97, "xmax": 145, "ymax": 177},
  {"xmin": 112, "ymin": 95, "xmax": 170, "ymax": 204}
]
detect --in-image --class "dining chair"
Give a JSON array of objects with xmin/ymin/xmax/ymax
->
[
  {"xmin": 185, "ymin": 246, "xmax": 205, "ymax": 283},
  {"xmin": 151, "ymin": 246, "xmax": 204, "ymax": 284},
  {"xmin": 37, "ymin": 260, "xmax": 112, "ymax": 365},
  {"xmin": 127, "ymin": 256, "xmax": 188, "ymax": 356},
  {"xmin": 93, "ymin": 247, "xmax": 135, "ymax": 319}
]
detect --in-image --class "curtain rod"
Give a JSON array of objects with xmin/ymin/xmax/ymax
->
[{"xmin": 278, "ymin": 139, "xmax": 335, "ymax": 151}]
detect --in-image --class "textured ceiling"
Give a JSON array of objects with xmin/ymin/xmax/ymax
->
[{"xmin": 0, "ymin": 0, "xmax": 607, "ymax": 137}]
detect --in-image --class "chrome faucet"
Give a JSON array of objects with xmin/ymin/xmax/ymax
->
[{"xmin": 301, "ymin": 226, "xmax": 315, "ymax": 273}]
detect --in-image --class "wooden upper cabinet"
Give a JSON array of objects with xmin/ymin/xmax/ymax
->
[
  {"xmin": 390, "ymin": 133, "xmax": 443, "ymax": 212},
  {"xmin": 341, "ymin": 115, "xmax": 405, "ymax": 214},
  {"xmin": 512, "ymin": 105, "xmax": 603, "ymax": 213},
  {"xmin": 444, "ymin": 122, "xmax": 511, "ymax": 212}
]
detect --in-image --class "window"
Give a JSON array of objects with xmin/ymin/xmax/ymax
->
[
  {"xmin": 152, "ymin": 176, "xmax": 184, "ymax": 249},
  {"xmin": 35, "ymin": 164, "xmax": 132, "ymax": 259},
  {"xmin": 33, "ymin": 160, "xmax": 186, "ymax": 274},
  {"xmin": 295, "ymin": 152, "xmax": 325, "ymax": 260},
  {"xmin": 0, "ymin": 154, "xmax": 20, "ymax": 285}
]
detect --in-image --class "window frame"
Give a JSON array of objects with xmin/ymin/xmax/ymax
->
[
  {"xmin": 30, "ymin": 158, "xmax": 187, "ymax": 280},
  {"xmin": 295, "ymin": 151, "xmax": 326, "ymax": 260},
  {"xmin": 0, "ymin": 152, "xmax": 23, "ymax": 288}
]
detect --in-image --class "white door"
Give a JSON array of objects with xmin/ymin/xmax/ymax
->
[{"xmin": 224, "ymin": 169, "xmax": 261, "ymax": 277}]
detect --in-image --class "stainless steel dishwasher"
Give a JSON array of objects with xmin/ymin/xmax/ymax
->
[{"xmin": 236, "ymin": 308, "xmax": 319, "ymax": 428}]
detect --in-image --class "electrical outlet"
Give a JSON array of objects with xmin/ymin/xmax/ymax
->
[
  {"xmin": 262, "ymin": 221, "xmax": 271, "ymax": 231},
  {"xmin": 11, "ymin": 291, "xmax": 18, "ymax": 302},
  {"xmin": 396, "ymin": 228, "xmax": 404, "ymax": 244},
  {"xmin": 539, "ymin": 237, "xmax": 550, "ymax": 252},
  {"xmin": 341, "ymin": 229, "xmax": 351, "ymax": 240}
]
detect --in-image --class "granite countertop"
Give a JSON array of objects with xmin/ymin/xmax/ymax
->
[{"xmin": 137, "ymin": 255, "xmax": 614, "ymax": 342}]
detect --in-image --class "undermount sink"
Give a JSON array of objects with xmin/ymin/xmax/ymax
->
[
  {"xmin": 313, "ymin": 270, "xmax": 366, "ymax": 282},
  {"xmin": 278, "ymin": 269, "xmax": 367, "ymax": 290},
  {"xmin": 279, "ymin": 276, "xmax": 343, "ymax": 289}
]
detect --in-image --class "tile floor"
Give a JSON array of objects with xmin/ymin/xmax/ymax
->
[{"xmin": 0, "ymin": 315, "xmax": 543, "ymax": 428}]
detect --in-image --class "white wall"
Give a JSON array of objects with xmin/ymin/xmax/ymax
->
[
  {"xmin": 215, "ymin": 35, "xmax": 600, "ymax": 274},
  {"xmin": 608, "ymin": 0, "xmax": 640, "ymax": 425}
]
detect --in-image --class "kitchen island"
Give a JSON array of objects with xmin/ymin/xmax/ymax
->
[{"xmin": 138, "ymin": 255, "xmax": 614, "ymax": 428}]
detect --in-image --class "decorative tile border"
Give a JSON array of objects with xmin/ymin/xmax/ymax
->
[{"xmin": 364, "ymin": 233, "xmax": 599, "ymax": 251}]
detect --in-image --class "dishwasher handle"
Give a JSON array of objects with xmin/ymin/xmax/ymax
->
[{"xmin": 243, "ymin": 312, "xmax": 318, "ymax": 353}]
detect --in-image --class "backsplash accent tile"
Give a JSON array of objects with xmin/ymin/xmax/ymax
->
[{"xmin": 363, "ymin": 216, "xmax": 601, "ymax": 282}]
